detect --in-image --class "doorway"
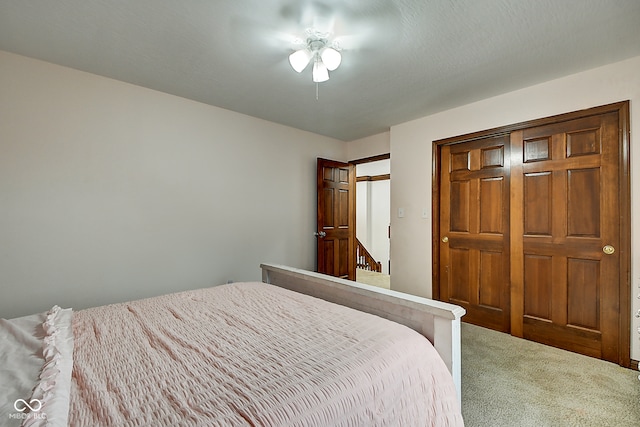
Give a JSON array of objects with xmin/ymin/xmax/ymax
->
[
  {"xmin": 432, "ymin": 102, "xmax": 631, "ymax": 366},
  {"xmin": 354, "ymin": 156, "xmax": 391, "ymax": 289},
  {"xmin": 315, "ymin": 154, "xmax": 391, "ymax": 288}
]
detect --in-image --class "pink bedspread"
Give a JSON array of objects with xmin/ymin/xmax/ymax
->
[{"xmin": 69, "ymin": 282, "xmax": 464, "ymax": 426}]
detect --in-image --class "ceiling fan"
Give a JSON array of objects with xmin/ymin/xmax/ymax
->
[
  {"xmin": 288, "ymin": 28, "xmax": 343, "ymax": 83},
  {"xmin": 283, "ymin": 1, "xmax": 402, "ymax": 83},
  {"xmin": 229, "ymin": 1, "xmax": 402, "ymax": 84}
]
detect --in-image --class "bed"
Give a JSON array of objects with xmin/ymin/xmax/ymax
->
[{"xmin": 1, "ymin": 264, "xmax": 465, "ymax": 426}]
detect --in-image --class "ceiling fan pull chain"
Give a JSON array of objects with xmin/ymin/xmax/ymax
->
[{"xmin": 316, "ymin": 82, "xmax": 319, "ymax": 101}]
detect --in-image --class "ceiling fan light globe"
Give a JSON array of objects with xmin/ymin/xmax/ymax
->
[
  {"xmin": 321, "ymin": 48, "xmax": 341, "ymax": 71},
  {"xmin": 289, "ymin": 49, "xmax": 312, "ymax": 73},
  {"xmin": 312, "ymin": 60, "xmax": 329, "ymax": 83}
]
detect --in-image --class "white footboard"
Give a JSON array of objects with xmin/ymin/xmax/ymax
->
[{"xmin": 260, "ymin": 263, "xmax": 466, "ymax": 403}]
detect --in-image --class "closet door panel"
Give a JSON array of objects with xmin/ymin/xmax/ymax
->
[
  {"xmin": 439, "ymin": 136, "xmax": 511, "ymax": 332},
  {"xmin": 513, "ymin": 112, "xmax": 621, "ymax": 362}
]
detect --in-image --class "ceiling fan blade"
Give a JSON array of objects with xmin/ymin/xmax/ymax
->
[
  {"xmin": 228, "ymin": 16, "xmax": 304, "ymax": 67},
  {"xmin": 298, "ymin": 1, "xmax": 404, "ymax": 51},
  {"xmin": 279, "ymin": 1, "xmax": 336, "ymax": 33}
]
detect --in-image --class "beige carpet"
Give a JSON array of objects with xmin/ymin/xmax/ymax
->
[
  {"xmin": 461, "ymin": 322, "xmax": 640, "ymax": 426},
  {"xmin": 355, "ymin": 268, "xmax": 390, "ymax": 289}
]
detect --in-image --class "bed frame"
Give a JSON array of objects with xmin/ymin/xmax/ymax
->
[{"xmin": 260, "ymin": 263, "xmax": 466, "ymax": 402}]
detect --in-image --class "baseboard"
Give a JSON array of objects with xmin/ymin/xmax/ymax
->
[{"xmin": 631, "ymin": 359, "xmax": 639, "ymax": 371}]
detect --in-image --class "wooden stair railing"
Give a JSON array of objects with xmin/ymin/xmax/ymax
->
[{"xmin": 356, "ymin": 238, "xmax": 382, "ymax": 273}]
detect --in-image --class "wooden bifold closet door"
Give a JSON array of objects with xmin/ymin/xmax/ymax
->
[
  {"xmin": 434, "ymin": 102, "xmax": 630, "ymax": 366},
  {"xmin": 438, "ymin": 136, "xmax": 511, "ymax": 333}
]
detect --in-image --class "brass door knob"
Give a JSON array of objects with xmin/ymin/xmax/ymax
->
[
  {"xmin": 602, "ymin": 245, "xmax": 615, "ymax": 255},
  {"xmin": 442, "ymin": 236, "xmax": 449, "ymax": 243}
]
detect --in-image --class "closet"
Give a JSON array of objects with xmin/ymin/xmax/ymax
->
[{"xmin": 433, "ymin": 101, "xmax": 630, "ymax": 366}]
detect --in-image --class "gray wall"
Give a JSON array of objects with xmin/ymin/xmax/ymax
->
[{"xmin": 0, "ymin": 51, "xmax": 346, "ymax": 318}]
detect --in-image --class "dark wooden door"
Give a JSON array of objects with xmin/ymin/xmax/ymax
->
[
  {"xmin": 435, "ymin": 103, "xmax": 629, "ymax": 366},
  {"xmin": 439, "ymin": 135, "xmax": 511, "ymax": 332},
  {"xmin": 510, "ymin": 112, "xmax": 621, "ymax": 362},
  {"xmin": 316, "ymin": 158, "xmax": 355, "ymax": 280}
]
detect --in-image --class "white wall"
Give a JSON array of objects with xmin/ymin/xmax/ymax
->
[
  {"xmin": 356, "ymin": 181, "xmax": 369, "ymax": 250},
  {"xmin": 390, "ymin": 55, "xmax": 640, "ymax": 360},
  {"xmin": 0, "ymin": 50, "xmax": 346, "ymax": 319},
  {"xmin": 346, "ymin": 131, "xmax": 390, "ymax": 160}
]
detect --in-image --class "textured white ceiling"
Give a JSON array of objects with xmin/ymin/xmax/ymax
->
[{"xmin": 1, "ymin": 0, "xmax": 639, "ymax": 141}]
